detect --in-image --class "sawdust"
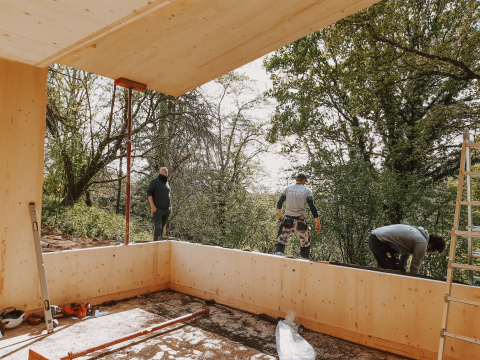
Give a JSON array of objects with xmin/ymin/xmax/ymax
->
[
  {"xmin": 0, "ymin": 290, "xmax": 411, "ymax": 360},
  {"xmin": 41, "ymin": 227, "xmax": 122, "ymax": 252},
  {"xmin": 87, "ymin": 291, "xmax": 411, "ymax": 360}
]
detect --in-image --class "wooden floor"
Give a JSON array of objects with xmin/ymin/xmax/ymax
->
[{"xmin": 1, "ymin": 290, "xmax": 410, "ymax": 360}]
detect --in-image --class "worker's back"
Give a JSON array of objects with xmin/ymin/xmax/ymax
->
[{"xmin": 282, "ymin": 183, "xmax": 313, "ymax": 217}]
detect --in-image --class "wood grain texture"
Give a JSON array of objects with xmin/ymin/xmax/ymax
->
[
  {"xmin": 170, "ymin": 242, "xmax": 480, "ymax": 360},
  {"xmin": 3, "ymin": 235, "xmax": 479, "ymax": 359},
  {"xmin": 0, "ymin": 58, "xmax": 48, "ymax": 311},
  {"xmin": 1, "ymin": 0, "xmax": 381, "ymax": 96},
  {"xmin": 0, "ymin": 0, "xmax": 157, "ymax": 64},
  {"xmin": 28, "ymin": 347, "xmax": 60, "ymax": 360},
  {"xmin": 42, "ymin": 242, "xmax": 171, "ymax": 307}
]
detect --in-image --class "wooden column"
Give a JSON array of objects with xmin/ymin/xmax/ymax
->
[{"xmin": 0, "ymin": 59, "xmax": 48, "ymax": 310}]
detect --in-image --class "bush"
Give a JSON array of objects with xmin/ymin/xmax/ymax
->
[{"xmin": 42, "ymin": 196, "xmax": 151, "ymax": 243}]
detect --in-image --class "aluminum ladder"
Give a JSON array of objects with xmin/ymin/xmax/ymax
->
[{"xmin": 438, "ymin": 129, "xmax": 480, "ymax": 359}]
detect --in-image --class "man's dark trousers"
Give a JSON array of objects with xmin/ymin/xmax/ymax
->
[
  {"xmin": 154, "ymin": 209, "xmax": 170, "ymax": 241},
  {"xmin": 367, "ymin": 234, "xmax": 404, "ymax": 271}
]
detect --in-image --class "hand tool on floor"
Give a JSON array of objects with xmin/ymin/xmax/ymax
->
[
  {"xmin": 61, "ymin": 303, "xmax": 92, "ymax": 318},
  {"xmin": 29, "ymin": 203, "xmax": 54, "ymax": 333}
]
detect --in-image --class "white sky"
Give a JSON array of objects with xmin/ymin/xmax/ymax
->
[{"xmin": 202, "ymin": 55, "xmax": 306, "ymax": 192}]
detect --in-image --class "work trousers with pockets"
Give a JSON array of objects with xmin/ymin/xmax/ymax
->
[
  {"xmin": 276, "ymin": 217, "xmax": 310, "ymax": 247},
  {"xmin": 153, "ymin": 208, "xmax": 170, "ymax": 241},
  {"xmin": 367, "ymin": 234, "xmax": 404, "ymax": 272}
]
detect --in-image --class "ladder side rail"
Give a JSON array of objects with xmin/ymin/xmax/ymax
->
[
  {"xmin": 453, "ymin": 130, "xmax": 468, "ymax": 231},
  {"xmin": 438, "ymin": 233, "xmax": 458, "ymax": 360},
  {"xmin": 438, "ymin": 129, "xmax": 468, "ymax": 360},
  {"xmin": 466, "ymin": 131, "xmax": 473, "ymax": 285}
]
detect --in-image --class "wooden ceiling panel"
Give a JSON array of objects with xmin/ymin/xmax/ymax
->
[
  {"xmin": 0, "ymin": 0, "xmax": 380, "ymax": 96},
  {"xmin": 0, "ymin": 0, "xmax": 166, "ymax": 64}
]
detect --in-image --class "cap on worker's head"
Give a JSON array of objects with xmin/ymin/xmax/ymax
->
[{"xmin": 296, "ymin": 173, "xmax": 307, "ymax": 182}]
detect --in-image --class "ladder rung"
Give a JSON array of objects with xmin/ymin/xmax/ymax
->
[
  {"xmin": 446, "ymin": 295, "xmax": 480, "ymax": 307},
  {"xmin": 459, "ymin": 201, "xmax": 480, "ymax": 206},
  {"xmin": 473, "ymin": 252, "xmax": 480, "ymax": 259},
  {"xmin": 449, "ymin": 230, "xmax": 480, "ymax": 238},
  {"xmin": 467, "ymin": 226, "xmax": 480, "ymax": 232},
  {"xmin": 449, "ymin": 262, "xmax": 480, "ymax": 272},
  {"xmin": 463, "ymin": 171, "xmax": 480, "ymax": 177},
  {"xmin": 441, "ymin": 331, "xmax": 480, "ymax": 345},
  {"xmin": 466, "ymin": 143, "xmax": 480, "ymax": 148}
]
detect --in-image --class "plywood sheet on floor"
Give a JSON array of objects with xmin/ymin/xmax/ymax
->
[{"xmin": 0, "ymin": 290, "xmax": 410, "ymax": 360}]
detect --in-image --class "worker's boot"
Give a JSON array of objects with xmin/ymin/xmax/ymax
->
[
  {"xmin": 274, "ymin": 243, "xmax": 285, "ymax": 256},
  {"xmin": 300, "ymin": 246, "xmax": 310, "ymax": 260},
  {"xmin": 153, "ymin": 228, "xmax": 162, "ymax": 242}
]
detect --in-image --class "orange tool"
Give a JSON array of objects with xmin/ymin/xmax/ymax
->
[{"xmin": 61, "ymin": 303, "xmax": 92, "ymax": 318}]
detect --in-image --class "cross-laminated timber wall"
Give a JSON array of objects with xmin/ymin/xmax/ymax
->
[{"xmin": 17, "ymin": 240, "xmax": 480, "ymax": 360}]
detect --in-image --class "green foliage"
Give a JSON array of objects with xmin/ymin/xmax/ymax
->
[
  {"xmin": 162, "ymin": 72, "xmax": 273, "ymax": 252},
  {"xmin": 265, "ymin": 0, "xmax": 480, "ymax": 225},
  {"xmin": 42, "ymin": 196, "xmax": 151, "ymax": 242},
  {"xmin": 263, "ymin": 0, "xmax": 480, "ymax": 281}
]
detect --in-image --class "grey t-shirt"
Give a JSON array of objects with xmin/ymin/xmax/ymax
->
[
  {"xmin": 372, "ymin": 224, "xmax": 429, "ymax": 274},
  {"xmin": 282, "ymin": 184, "xmax": 314, "ymax": 217}
]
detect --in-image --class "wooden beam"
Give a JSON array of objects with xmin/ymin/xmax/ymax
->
[
  {"xmin": 114, "ymin": 78, "xmax": 147, "ymax": 91},
  {"xmin": 29, "ymin": 347, "xmax": 60, "ymax": 360}
]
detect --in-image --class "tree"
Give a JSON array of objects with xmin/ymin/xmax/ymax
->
[
  {"xmin": 44, "ymin": 65, "xmax": 212, "ymax": 207},
  {"xmin": 167, "ymin": 72, "xmax": 274, "ymax": 249},
  {"xmin": 264, "ymin": 0, "xmax": 480, "ymax": 226}
]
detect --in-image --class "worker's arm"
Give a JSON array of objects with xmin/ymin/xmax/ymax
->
[
  {"xmin": 307, "ymin": 197, "xmax": 321, "ymax": 233},
  {"xmin": 147, "ymin": 180, "xmax": 156, "ymax": 213},
  {"xmin": 148, "ymin": 196, "xmax": 156, "ymax": 213},
  {"xmin": 399, "ymin": 254, "xmax": 409, "ymax": 272},
  {"xmin": 277, "ymin": 194, "xmax": 286, "ymax": 219},
  {"xmin": 409, "ymin": 243, "xmax": 428, "ymax": 274}
]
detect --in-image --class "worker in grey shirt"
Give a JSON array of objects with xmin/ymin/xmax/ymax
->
[
  {"xmin": 275, "ymin": 173, "xmax": 321, "ymax": 260},
  {"xmin": 368, "ymin": 224, "xmax": 445, "ymax": 274}
]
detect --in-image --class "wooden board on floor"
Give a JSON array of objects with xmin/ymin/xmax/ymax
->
[{"xmin": 29, "ymin": 348, "xmax": 60, "ymax": 360}]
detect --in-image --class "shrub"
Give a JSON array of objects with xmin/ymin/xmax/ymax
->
[{"xmin": 42, "ymin": 196, "xmax": 151, "ymax": 243}]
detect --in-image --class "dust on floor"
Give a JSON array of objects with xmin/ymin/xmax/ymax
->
[{"xmin": 0, "ymin": 290, "xmax": 411, "ymax": 360}]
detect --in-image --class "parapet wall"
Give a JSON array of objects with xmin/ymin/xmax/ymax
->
[
  {"xmin": 169, "ymin": 242, "xmax": 480, "ymax": 360},
  {"xmin": 42, "ymin": 241, "xmax": 171, "ymax": 308},
  {"xmin": 16, "ymin": 241, "xmax": 480, "ymax": 359}
]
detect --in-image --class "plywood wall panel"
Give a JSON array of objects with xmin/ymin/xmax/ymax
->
[
  {"xmin": 42, "ymin": 242, "xmax": 171, "ymax": 306},
  {"xmin": 169, "ymin": 242, "xmax": 480, "ymax": 360},
  {"xmin": 0, "ymin": 58, "xmax": 47, "ymax": 310}
]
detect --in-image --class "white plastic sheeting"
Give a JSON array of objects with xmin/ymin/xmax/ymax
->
[{"xmin": 275, "ymin": 310, "xmax": 316, "ymax": 360}]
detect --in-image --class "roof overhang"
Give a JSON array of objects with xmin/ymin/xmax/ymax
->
[{"xmin": 0, "ymin": 0, "xmax": 380, "ymax": 96}]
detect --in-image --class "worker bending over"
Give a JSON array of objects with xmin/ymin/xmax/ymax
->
[
  {"xmin": 276, "ymin": 173, "xmax": 321, "ymax": 260},
  {"xmin": 368, "ymin": 224, "xmax": 445, "ymax": 274}
]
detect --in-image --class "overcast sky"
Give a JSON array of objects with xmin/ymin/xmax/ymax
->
[{"xmin": 202, "ymin": 56, "xmax": 305, "ymax": 192}]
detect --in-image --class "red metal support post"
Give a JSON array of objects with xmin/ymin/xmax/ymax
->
[
  {"xmin": 125, "ymin": 86, "xmax": 132, "ymax": 245},
  {"xmin": 113, "ymin": 78, "xmax": 146, "ymax": 245}
]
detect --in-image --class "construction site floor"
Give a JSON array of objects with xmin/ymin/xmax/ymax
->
[{"xmin": 0, "ymin": 290, "xmax": 411, "ymax": 360}]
